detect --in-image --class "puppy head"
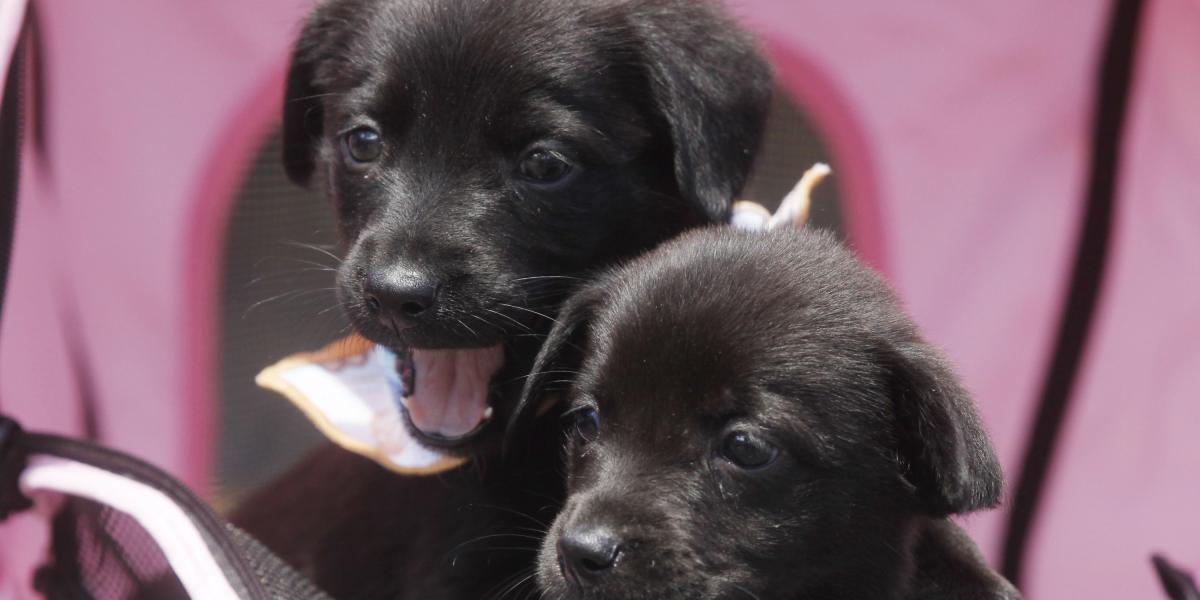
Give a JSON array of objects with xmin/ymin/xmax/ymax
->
[
  {"xmin": 516, "ymin": 227, "xmax": 1003, "ymax": 599},
  {"xmin": 282, "ymin": 0, "xmax": 771, "ymax": 351}
]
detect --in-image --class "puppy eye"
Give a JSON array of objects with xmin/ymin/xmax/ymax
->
[
  {"xmin": 720, "ymin": 431, "xmax": 779, "ymax": 470},
  {"xmin": 343, "ymin": 126, "xmax": 382, "ymax": 166},
  {"xmin": 518, "ymin": 148, "xmax": 574, "ymax": 186},
  {"xmin": 570, "ymin": 408, "xmax": 600, "ymax": 443}
]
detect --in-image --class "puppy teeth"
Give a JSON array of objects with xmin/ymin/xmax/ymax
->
[{"xmin": 483, "ymin": 406, "xmax": 494, "ymax": 420}]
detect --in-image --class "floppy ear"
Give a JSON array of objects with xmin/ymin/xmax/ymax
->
[
  {"xmin": 282, "ymin": 39, "xmax": 321, "ymax": 187},
  {"xmin": 281, "ymin": 3, "xmax": 352, "ymax": 187},
  {"xmin": 633, "ymin": 2, "xmax": 773, "ymax": 222},
  {"xmin": 888, "ymin": 341, "xmax": 1004, "ymax": 517},
  {"xmin": 505, "ymin": 285, "xmax": 601, "ymax": 443}
]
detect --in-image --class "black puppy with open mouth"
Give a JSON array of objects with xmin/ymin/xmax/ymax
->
[
  {"xmin": 515, "ymin": 227, "xmax": 1021, "ymax": 599},
  {"xmin": 280, "ymin": 0, "xmax": 770, "ymax": 450},
  {"xmin": 233, "ymin": 0, "xmax": 772, "ymax": 597}
]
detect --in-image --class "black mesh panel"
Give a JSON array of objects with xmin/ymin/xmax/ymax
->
[
  {"xmin": 34, "ymin": 498, "xmax": 189, "ymax": 600},
  {"xmin": 216, "ymin": 132, "xmax": 347, "ymax": 502}
]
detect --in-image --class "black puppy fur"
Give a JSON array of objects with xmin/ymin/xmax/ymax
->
[
  {"xmin": 516, "ymin": 227, "xmax": 1021, "ymax": 599},
  {"xmin": 233, "ymin": 0, "xmax": 771, "ymax": 597},
  {"xmin": 284, "ymin": 0, "xmax": 769, "ymax": 358}
]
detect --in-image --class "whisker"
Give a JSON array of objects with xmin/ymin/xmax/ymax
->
[
  {"xmin": 498, "ymin": 368, "xmax": 581, "ymax": 387},
  {"xmin": 445, "ymin": 533, "xmax": 544, "ymax": 557},
  {"xmin": 317, "ymin": 302, "xmax": 348, "ymax": 316},
  {"xmin": 457, "ymin": 546, "xmax": 539, "ymax": 554},
  {"xmin": 498, "ymin": 303, "xmax": 558, "ymax": 324},
  {"xmin": 456, "ymin": 318, "xmax": 480, "ymax": 338},
  {"xmin": 493, "ymin": 570, "xmax": 538, "ymax": 600},
  {"xmin": 732, "ymin": 584, "xmax": 762, "ymax": 600},
  {"xmin": 511, "ymin": 275, "xmax": 585, "ymax": 283},
  {"xmin": 253, "ymin": 255, "xmax": 340, "ymax": 270},
  {"xmin": 286, "ymin": 91, "xmax": 350, "ymax": 104},
  {"xmin": 485, "ymin": 308, "xmax": 532, "ymax": 332},
  {"xmin": 471, "ymin": 313, "xmax": 506, "ymax": 332},
  {"xmin": 462, "ymin": 503, "xmax": 550, "ymax": 529},
  {"xmin": 282, "ymin": 240, "xmax": 344, "ymax": 264},
  {"xmin": 507, "ymin": 525, "xmax": 550, "ymax": 536},
  {"xmin": 241, "ymin": 287, "xmax": 339, "ymax": 318},
  {"xmin": 242, "ymin": 267, "xmax": 339, "ymax": 289},
  {"xmin": 483, "ymin": 567, "xmax": 538, "ymax": 600}
]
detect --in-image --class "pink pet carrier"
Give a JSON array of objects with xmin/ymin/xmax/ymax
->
[{"xmin": 1, "ymin": 0, "xmax": 1197, "ymax": 598}]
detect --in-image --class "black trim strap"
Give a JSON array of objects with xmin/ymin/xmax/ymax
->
[
  {"xmin": 1000, "ymin": 0, "xmax": 1147, "ymax": 586},
  {"xmin": 0, "ymin": 6, "xmax": 29, "ymax": 350}
]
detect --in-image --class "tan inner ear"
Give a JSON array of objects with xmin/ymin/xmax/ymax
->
[
  {"xmin": 768, "ymin": 162, "xmax": 830, "ymax": 229},
  {"xmin": 731, "ymin": 162, "xmax": 831, "ymax": 231}
]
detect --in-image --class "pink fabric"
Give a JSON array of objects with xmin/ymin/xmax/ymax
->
[
  {"xmin": 0, "ymin": 56, "xmax": 75, "ymax": 598},
  {"xmin": 0, "ymin": 0, "xmax": 26, "ymax": 91},
  {"xmin": 1, "ymin": 0, "xmax": 1195, "ymax": 597},
  {"xmin": 1023, "ymin": 0, "xmax": 1200, "ymax": 596},
  {"xmin": 0, "ymin": 1, "xmax": 310, "ymax": 595}
]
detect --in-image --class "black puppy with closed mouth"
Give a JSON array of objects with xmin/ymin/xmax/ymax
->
[
  {"xmin": 234, "ymin": 0, "xmax": 771, "ymax": 597},
  {"xmin": 515, "ymin": 227, "xmax": 1021, "ymax": 599}
]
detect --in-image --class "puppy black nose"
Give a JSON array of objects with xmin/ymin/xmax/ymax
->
[
  {"xmin": 363, "ymin": 268, "xmax": 440, "ymax": 328},
  {"xmin": 557, "ymin": 526, "xmax": 622, "ymax": 587}
]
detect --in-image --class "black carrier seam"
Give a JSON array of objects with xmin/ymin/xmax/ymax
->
[
  {"xmin": 1000, "ymin": 0, "xmax": 1148, "ymax": 587},
  {"xmin": 0, "ymin": 3, "xmax": 31, "ymax": 373}
]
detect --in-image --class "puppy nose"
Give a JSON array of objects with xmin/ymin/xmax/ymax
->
[
  {"xmin": 363, "ymin": 268, "xmax": 440, "ymax": 328},
  {"xmin": 557, "ymin": 526, "xmax": 622, "ymax": 587}
]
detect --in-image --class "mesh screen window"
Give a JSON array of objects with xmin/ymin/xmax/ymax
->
[{"xmin": 217, "ymin": 133, "xmax": 344, "ymax": 503}]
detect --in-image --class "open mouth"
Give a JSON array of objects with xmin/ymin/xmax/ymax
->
[{"xmin": 390, "ymin": 344, "xmax": 506, "ymax": 449}]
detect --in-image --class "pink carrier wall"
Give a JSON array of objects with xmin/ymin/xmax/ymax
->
[
  {"xmin": 2, "ymin": 1, "xmax": 1196, "ymax": 597},
  {"xmin": 0, "ymin": 1, "xmax": 305, "ymax": 595}
]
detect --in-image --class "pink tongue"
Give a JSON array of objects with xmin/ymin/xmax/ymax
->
[{"xmin": 403, "ymin": 345, "xmax": 505, "ymax": 437}]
